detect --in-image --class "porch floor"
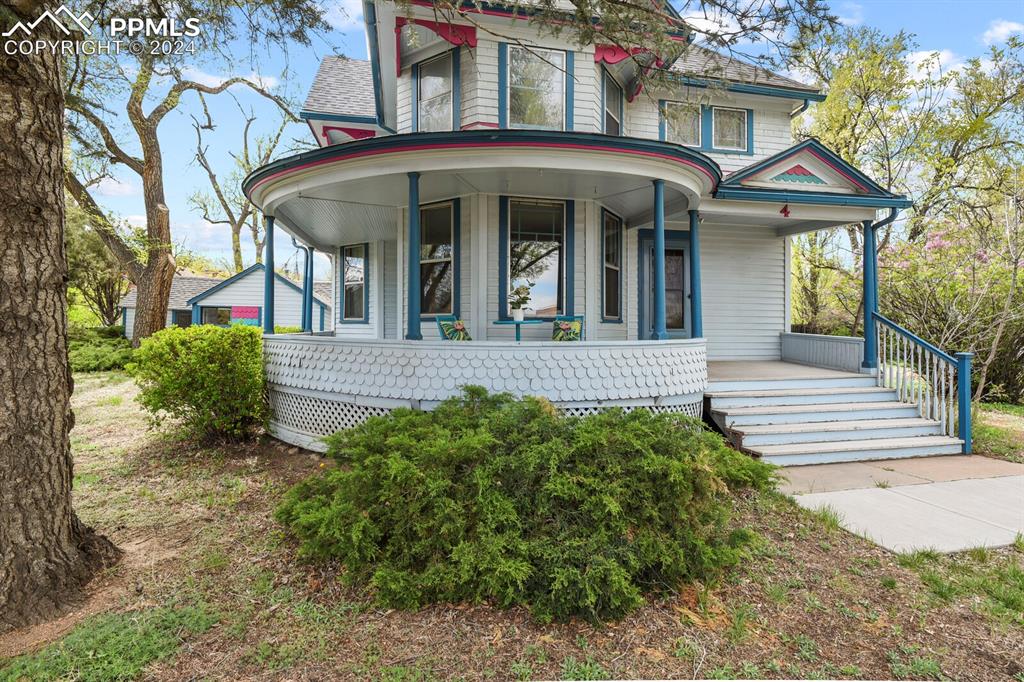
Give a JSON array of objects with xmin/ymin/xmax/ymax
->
[{"xmin": 707, "ymin": 360, "xmax": 864, "ymax": 382}]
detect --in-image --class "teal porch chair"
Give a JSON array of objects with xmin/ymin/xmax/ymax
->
[
  {"xmin": 552, "ymin": 315, "xmax": 584, "ymax": 341},
  {"xmin": 435, "ymin": 314, "xmax": 472, "ymax": 341}
]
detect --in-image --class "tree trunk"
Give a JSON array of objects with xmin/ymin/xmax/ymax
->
[
  {"xmin": 250, "ymin": 215, "xmax": 265, "ymax": 264},
  {"xmin": 0, "ymin": 6, "xmax": 120, "ymax": 632},
  {"xmin": 130, "ymin": 133, "xmax": 175, "ymax": 345},
  {"xmin": 232, "ymin": 224, "xmax": 244, "ymax": 272}
]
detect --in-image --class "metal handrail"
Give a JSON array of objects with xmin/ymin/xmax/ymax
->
[{"xmin": 871, "ymin": 311, "xmax": 972, "ymax": 453}]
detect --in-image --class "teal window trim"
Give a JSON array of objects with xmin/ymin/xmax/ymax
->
[
  {"xmin": 498, "ymin": 196, "xmax": 573, "ymax": 320},
  {"xmin": 602, "ymin": 67, "xmax": 624, "ymax": 135},
  {"xmin": 600, "ymin": 207, "xmax": 624, "ymax": 323},
  {"xmin": 502, "ymin": 44, "xmax": 570, "ymax": 131},
  {"xmin": 339, "ymin": 242, "xmax": 370, "ymax": 324},
  {"xmin": 658, "ymin": 101, "xmax": 754, "ymax": 156},
  {"xmin": 412, "ymin": 49, "xmax": 459, "ymax": 133},
  {"xmin": 418, "ymin": 198, "xmax": 461, "ymax": 320},
  {"xmin": 497, "ymin": 43, "xmax": 508, "ymax": 128}
]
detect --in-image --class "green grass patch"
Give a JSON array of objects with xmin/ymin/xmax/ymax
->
[
  {"xmin": 980, "ymin": 402, "xmax": 1024, "ymax": 417},
  {"xmin": 973, "ymin": 420, "xmax": 1024, "ymax": 462},
  {"xmin": 0, "ymin": 603, "xmax": 218, "ymax": 681}
]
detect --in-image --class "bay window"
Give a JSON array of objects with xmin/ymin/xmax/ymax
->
[
  {"xmin": 508, "ymin": 46, "xmax": 565, "ymax": 130},
  {"xmin": 417, "ymin": 52, "xmax": 454, "ymax": 132}
]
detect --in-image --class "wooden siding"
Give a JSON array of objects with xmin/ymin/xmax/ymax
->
[{"xmin": 202, "ymin": 268, "xmax": 315, "ymax": 331}]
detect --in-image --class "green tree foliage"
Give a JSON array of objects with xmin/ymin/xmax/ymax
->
[
  {"xmin": 68, "ymin": 326, "xmax": 134, "ymax": 372},
  {"xmin": 276, "ymin": 388, "xmax": 775, "ymax": 623},
  {"xmin": 65, "ymin": 199, "xmax": 131, "ymax": 327},
  {"xmin": 128, "ymin": 325, "xmax": 267, "ymax": 438}
]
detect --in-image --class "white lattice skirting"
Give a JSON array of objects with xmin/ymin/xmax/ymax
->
[{"xmin": 264, "ymin": 336, "xmax": 708, "ymax": 452}]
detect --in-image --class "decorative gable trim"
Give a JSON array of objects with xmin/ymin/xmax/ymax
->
[{"xmin": 770, "ymin": 164, "xmax": 826, "ymax": 185}]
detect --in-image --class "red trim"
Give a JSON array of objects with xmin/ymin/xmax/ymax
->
[
  {"xmin": 252, "ymin": 140, "xmax": 718, "ymax": 192},
  {"xmin": 594, "ymin": 44, "xmax": 666, "ymax": 67},
  {"xmin": 460, "ymin": 121, "xmax": 500, "ymax": 130},
  {"xmin": 395, "ymin": 16, "xmax": 477, "ymax": 76},
  {"xmin": 322, "ymin": 126, "xmax": 377, "ymax": 142}
]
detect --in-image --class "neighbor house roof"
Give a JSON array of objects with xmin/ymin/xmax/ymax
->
[
  {"xmin": 119, "ymin": 275, "xmax": 223, "ymax": 310},
  {"xmin": 185, "ymin": 263, "xmax": 332, "ymax": 308},
  {"xmin": 670, "ymin": 44, "xmax": 820, "ymax": 94},
  {"xmin": 302, "ymin": 57, "xmax": 376, "ymax": 119}
]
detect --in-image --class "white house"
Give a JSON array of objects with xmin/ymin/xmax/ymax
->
[
  {"xmin": 120, "ymin": 264, "xmax": 332, "ymax": 338},
  {"xmin": 243, "ymin": 1, "xmax": 972, "ymax": 464}
]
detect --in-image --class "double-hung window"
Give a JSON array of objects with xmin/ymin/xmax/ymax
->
[
  {"xmin": 508, "ymin": 46, "xmax": 565, "ymax": 130},
  {"xmin": 712, "ymin": 107, "xmax": 748, "ymax": 152},
  {"xmin": 602, "ymin": 211, "xmax": 622, "ymax": 320},
  {"xmin": 603, "ymin": 70, "xmax": 623, "ymax": 135},
  {"xmin": 342, "ymin": 244, "xmax": 366, "ymax": 321},
  {"xmin": 663, "ymin": 101, "xmax": 700, "ymax": 147},
  {"xmin": 420, "ymin": 202, "xmax": 454, "ymax": 316},
  {"xmin": 508, "ymin": 199, "xmax": 565, "ymax": 317},
  {"xmin": 417, "ymin": 52, "xmax": 453, "ymax": 132}
]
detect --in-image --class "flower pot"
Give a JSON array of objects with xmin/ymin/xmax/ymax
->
[{"xmin": 512, "ymin": 308, "xmax": 525, "ymax": 322}]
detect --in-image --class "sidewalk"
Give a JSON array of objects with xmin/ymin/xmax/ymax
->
[{"xmin": 783, "ymin": 456, "xmax": 1024, "ymax": 553}]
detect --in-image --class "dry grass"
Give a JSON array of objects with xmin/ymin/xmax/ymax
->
[{"xmin": 2, "ymin": 372, "xmax": 1022, "ymax": 681}]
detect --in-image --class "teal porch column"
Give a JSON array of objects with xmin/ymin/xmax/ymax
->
[
  {"xmin": 688, "ymin": 209, "xmax": 703, "ymax": 338},
  {"xmin": 406, "ymin": 172, "xmax": 422, "ymax": 340},
  {"xmin": 263, "ymin": 215, "xmax": 275, "ymax": 334},
  {"xmin": 302, "ymin": 246, "xmax": 314, "ymax": 332},
  {"xmin": 651, "ymin": 179, "xmax": 668, "ymax": 340},
  {"xmin": 861, "ymin": 219, "xmax": 878, "ymax": 369}
]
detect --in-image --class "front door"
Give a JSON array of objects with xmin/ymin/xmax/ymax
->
[{"xmin": 640, "ymin": 239, "xmax": 689, "ymax": 339}]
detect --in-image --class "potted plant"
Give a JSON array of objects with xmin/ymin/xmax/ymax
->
[{"xmin": 508, "ymin": 283, "xmax": 531, "ymax": 322}]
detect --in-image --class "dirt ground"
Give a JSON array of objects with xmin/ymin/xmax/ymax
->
[{"xmin": 2, "ymin": 372, "xmax": 1022, "ymax": 681}]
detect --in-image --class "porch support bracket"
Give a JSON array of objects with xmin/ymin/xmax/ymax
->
[
  {"xmin": 406, "ymin": 172, "xmax": 422, "ymax": 340},
  {"xmin": 263, "ymin": 214, "xmax": 276, "ymax": 335},
  {"xmin": 651, "ymin": 179, "xmax": 668, "ymax": 340}
]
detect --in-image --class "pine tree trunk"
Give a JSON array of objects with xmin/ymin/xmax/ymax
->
[{"xmin": 0, "ymin": 5, "xmax": 120, "ymax": 632}]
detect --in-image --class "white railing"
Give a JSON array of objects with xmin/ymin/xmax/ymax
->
[{"xmin": 781, "ymin": 332, "xmax": 864, "ymax": 373}]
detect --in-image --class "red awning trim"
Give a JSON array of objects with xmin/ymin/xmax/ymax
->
[{"xmin": 395, "ymin": 17, "xmax": 477, "ymax": 74}]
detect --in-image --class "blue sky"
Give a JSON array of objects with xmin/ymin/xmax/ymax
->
[{"xmin": 90, "ymin": 0, "xmax": 1022, "ymax": 282}]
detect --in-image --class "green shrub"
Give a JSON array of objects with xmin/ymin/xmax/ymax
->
[
  {"xmin": 127, "ymin": 325, "xmax": 267, "ymax": 438},
  {"xmin": 68, "ymin": 326, "xmax": 133, "ymax": 372},
  {"xmin": 276, "ymin": 388, "xmax": 776, "ymax": 622},
  {"xmin": 274, "ymin": 325, "xmax": 303, "ymax": 334}
]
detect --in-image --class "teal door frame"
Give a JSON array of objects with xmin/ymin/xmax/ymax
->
[{"xmin": 637, "ymin": 229, "xmax": 691, "ymax": 340}]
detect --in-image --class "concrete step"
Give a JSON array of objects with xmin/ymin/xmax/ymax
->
[
  {"xmin": 714, "ymin": 401, "xmax": 921, "ymax": 427},
  {"xmin": 751, "ymin": 436, "xmax": 964, "ymax": 467},
  {"xmin": 733, "ymin": 418, "xmax": 945, "ymax": 447},
  {"xmin": 708, "ymin": 386, "xmax": 897, "ymax": 408},
  {"xmin": 707, "ymin": 375, "xmax": 876, "ymax": 393}
]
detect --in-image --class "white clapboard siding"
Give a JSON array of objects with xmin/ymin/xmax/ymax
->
[
  {"xmin": 781, "ymin": 332, "xmax": 865, "ymax": 373},
  {"xmin": 700, "ymin": 224, "xmax": 786, "ymax": 360},
  {"xmin": 200, "ymin": 268, "xmax": 317, "ymax": 331},
  {"xmin": 383, "ymin": 239, "xmax": 398, "ymax": 339}
]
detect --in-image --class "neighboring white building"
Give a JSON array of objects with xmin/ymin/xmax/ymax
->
[{"xmin": 120, "ymin": 264, "xmax": 332, "ymax": 338}]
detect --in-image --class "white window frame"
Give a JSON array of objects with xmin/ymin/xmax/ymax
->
[
  {"xmin": 603, "ymin": 69, "xmax": 623, "ymax": 135},
  {"xmin": 602, "ymin": 210, "xmax": 623, "ymax": 321},
  {"xmin": 419, "ymin": 201, "xmax": 455, "ymax": 317},
  {"xmin": 711, "ymin": 106, "xmax": 748, "ymax": 152},
  {"xmin": 663, "ymin": 101, "xmax": 701, "ymax": 147},
  {"xmin": 417, "ymin": 51, "xmax": 454, "ymax": 133},
  {"xmin": 506, "ymin": 45, "xmax": 566, "ymax": 131},
  {"xmin": 341, "ymin": 243, "xmax": 367, "ymax": 321}
]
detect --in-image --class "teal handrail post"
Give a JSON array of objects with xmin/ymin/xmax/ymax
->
[
  {"xmin": 956, "ymin": 352, "xmax": 973, "ymax": 454},
  {"xmin": 861, "ymin": 219, "xmax": 877, "ymax": 369},
  {"xmin": 651, "ymin": 179, "xmax": 667, "ymax": 340},
  {"xmin": 406, "ymin": 172, "xmax": 422, "ymax": 340},
  {"xmin": 263, "ymin": 215, "xmax": 275, "ymax": 334},
  {"xmin": 688, "ymin": 208, "xmax": 702, "ymax": 338}
]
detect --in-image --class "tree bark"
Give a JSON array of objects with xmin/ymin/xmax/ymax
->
[{"xmin": 0, "ymin": 5, "xmax": 120, "ymax": 632}]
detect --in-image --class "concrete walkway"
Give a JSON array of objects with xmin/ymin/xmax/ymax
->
[{"xmin": 783, "ymin": 456, "xmax": 1024, "ymax": 553}]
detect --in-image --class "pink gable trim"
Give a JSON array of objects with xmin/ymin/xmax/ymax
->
[{"xmin": 322, "ymin": 126, "xmax": 377, "ymax": 142}]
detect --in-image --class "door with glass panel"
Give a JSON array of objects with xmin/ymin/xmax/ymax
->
[{"xmin": 640, "ymin": 239, "xmax": 689, "ymax": 339}]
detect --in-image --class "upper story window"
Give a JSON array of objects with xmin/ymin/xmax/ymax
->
[
  {"xmin": 420, "ymin": 202, "xmax": 455, "ymax": 316},
  {"xmin": 603, "ymin": 70, "xmax": 623, "ymax": 135},
  {"xmin": 602, "ymin": 210, "xmax": 622, "ymax": 321},
  {"xmin": 508, "ymin": 199, "xmax": 565, "ymax": 317},
  {"xmin": 663, "ymin": 101, "xmax": 700, "ymax": 147},
  {"xmin": 417, "ymin": 52, "xmax": 454, "ymax": 132},
  {"xmin": 712, "ymin": 106, "xmax": 748, "ymax": 152},
  {"xmin": 341, "ymin": 244, "xmax": 367, "ymax": 322},
  {"xmin": 508, "ymin": 46, "xmax": 565, "ymax": 130}
]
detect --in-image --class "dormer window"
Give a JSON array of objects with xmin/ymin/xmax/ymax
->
[
  {"xmin": 712, "ymin": 107, "xmax": 748, "ymax": 152},
  {"xmin": 508, "ymin": 46, "xmax": 565, "ymax": 130},
  {"xmin": 663, "ymin": 102, "xmax": 700, "ymax": 147},
  {"xmin": 603, "ymin": 70, "xmax": 623, "ymax": 135},
  {"xmin": 416, "ymin": 52, "xmax": 454, "ymax": 132}
]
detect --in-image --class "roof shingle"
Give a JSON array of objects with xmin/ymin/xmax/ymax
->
[
  {"xmin": 303, "ymin": 57, "xmax": 376, "ymax": 119},
  {"xmin": 670, "ymin": 45, "xmax": 818, "ymax": 92}
]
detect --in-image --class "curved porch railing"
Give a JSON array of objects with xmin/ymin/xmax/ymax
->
[{"xmin": 873, "ymin": 312, "xmax": 972, "ymax": 452}]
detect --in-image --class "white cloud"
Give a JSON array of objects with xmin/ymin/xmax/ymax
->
[
  {"xmin": 836, "ymin": 2, "xmax": 864, "ymax": 27},
  {"xmin": 982, "ymin": 19, "xmax": 1024, "ymax": 45},
  {"xmin": 124, "ymin": 214, "xmax": 146, "ymax": 228},
  {"xmin": 906, "ymin": 49, "xmax": 964, "ymax": 80},
  {"xmin": 94, "ymin": 177, "xmax": 138, "ymax": 197},
  {"xmin": 323, "ymin": 0, "xmax": 364, "ymax": 31},
  {"xmin": 180, "ymin": 67, "xmax": 280, "ymax": 90}
]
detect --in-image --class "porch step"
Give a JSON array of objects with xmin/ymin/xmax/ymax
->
[
  {"xmin": 749, "ymin": 436, "xmax": 964, "ymax": 467},
  {"xmin": 732, "ymin": 418, "xmax": 944, "ymax": 447},
  {"xmin": 707, "ymin": 375, "xmax": 876, "ymax": 393},
  {"xmin": 713, "ymin": 401, "xmax": 920, "ymax": 427},
  {"xmin": 706, "ymin": 386, "xmax": 897, "ymax": 408}
]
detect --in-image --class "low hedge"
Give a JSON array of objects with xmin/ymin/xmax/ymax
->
[
  {"xmin": 127, "ymin": 325, "xmax": 267, "ymax": 438},
  {"xmin": 276, "ymin": 387, "xmax": 776, "ymax": 622},
  {"xmin": 68, "ymin": 326, "xmax": 133, "ymax": 372}
]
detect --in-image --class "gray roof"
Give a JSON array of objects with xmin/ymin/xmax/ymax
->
[
  {"xmin": 313, "ymin": 282, "xmax": 333, "ymax": 303},
  {"xmin": 119, "ymin": 275, "xmax": 223, "ymax": 310},
  {"xmin": 670, "ymin": 44, "xmax": 818, "ymax": 92},
  {"xmin": 303, "ymin": 57, "xmax": 376, "ymax": 119}
]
